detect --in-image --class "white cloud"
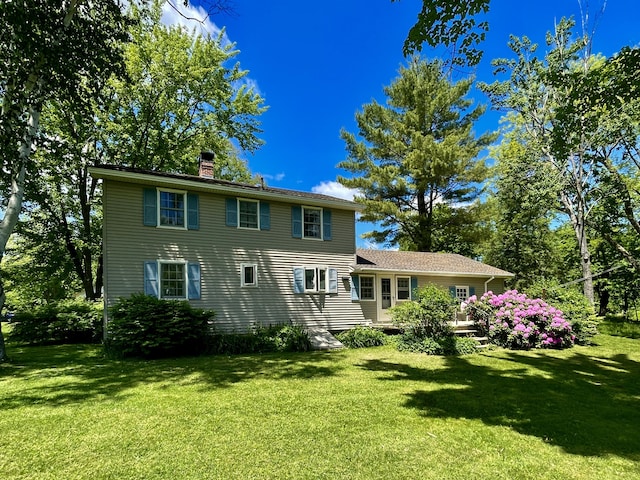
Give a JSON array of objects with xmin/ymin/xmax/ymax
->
[
  {"xmin": 312, "ymin": 181, "xmax": 359, "ymax": 201},
  {"xmin": 262, "ymin": 172, "xmax": 286, "ymax": 182},
  {"xmin": 160, "ymin": 1, "xmax": 229, "ymax": 43}
]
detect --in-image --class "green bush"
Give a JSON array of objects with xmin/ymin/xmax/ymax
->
[
  {"xmin": 8, "ymin": 299, "xmax": 103, "ymax": 345},
  {"xmin": 390, "ymin": 283, "xmax": 456, "ymax": 339},
  {"xmin": 396, "ymin": 334, "xmax": 478, "ymax": 355},
  {"xmin": 525, "ymin": 279, "xmax": 599, "ymax": 345},
  {"xmin": 336, "ymin": 326, "xmax": 387, "ymax": 348},
  {"xmin": 207, "ymin": 324, "xmax": 311, "ymax": 354},
  {"xmin": 105, "ymin": 294, "xmax": 214, "ymax": 359}
]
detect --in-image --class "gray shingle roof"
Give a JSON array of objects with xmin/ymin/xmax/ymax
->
[{"xmin": 355, "ymin": 249, "xmax": 513, "ymax": 277}]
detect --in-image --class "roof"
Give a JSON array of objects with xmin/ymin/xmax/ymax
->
[
  {"xmin": 88, "ymin": 165, "xmax": 361, "ymax": 211},
  {"xmin": 354, "ymin": 249, "xmax": 514, "ymax": 278}
]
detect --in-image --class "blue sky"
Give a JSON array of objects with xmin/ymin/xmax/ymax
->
[{"xmin": 163, "ymin": 0, "xmax": 640, "ymax": 247}]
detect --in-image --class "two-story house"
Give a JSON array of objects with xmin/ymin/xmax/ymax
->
[{"xmin": 90, "ymin": 160, "xmax": 513, "ymax": 333}]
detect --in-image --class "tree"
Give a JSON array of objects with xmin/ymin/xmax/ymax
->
[
  {"xmin": 20, "ymin": 2, "xmax": 266, "ymax": 303},
  {"xmin": 481, "ymin": 19, "xmax": 607, "ymax": 304},
  {"xmin": 0, "ymin": 0, "xmax": 130, "ymax": 362},
  {"xmin": 338, "ymin": 58, "xmax": 495, "ymax": 252},
  {"xmin": 394, "ymin": 0, "xmax": 490, "ymax": 68}
]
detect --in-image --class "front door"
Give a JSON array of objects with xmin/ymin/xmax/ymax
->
[{"xmin": 379, "ymin": 277, "xmax": 392, "ymax": 322}]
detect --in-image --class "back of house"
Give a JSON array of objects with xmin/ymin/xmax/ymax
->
[{"xmin": 90, "ymin": 163, "xmax": 368, "ymax": 333}]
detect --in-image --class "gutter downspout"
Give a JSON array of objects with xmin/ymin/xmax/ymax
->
[{"xmin": 484, "ymin": 276, "xmax": 495, "ymax": 294}]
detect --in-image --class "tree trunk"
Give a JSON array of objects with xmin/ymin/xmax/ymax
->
[{"xmin": 0, "ymin": 282, "xmax": 7, "ymax": 363}]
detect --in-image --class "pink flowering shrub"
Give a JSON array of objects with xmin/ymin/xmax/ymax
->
[{"xmin": 464, "ymin": 290, "xmax": 575, "ymax": 350}]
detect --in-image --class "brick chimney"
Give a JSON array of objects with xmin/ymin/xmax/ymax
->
[{"xmin": 199, "ymin": 151, "xmax": 215, "ymax": 178}]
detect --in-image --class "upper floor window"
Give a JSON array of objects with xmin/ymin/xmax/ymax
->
[
  {"xmin": 239, "ymin": 199, "xmax": 259, "ymax": 229},
  {"xmin": 291, "ymin": 205, "xmax": 332, "ymax": 241},
  {"xmin": 303, "ymin": 207, "xmax": 322, "ymax": 239},
  {"xmin": 226, "ymin": 198, "xmax": 270, "ymax": 231},
  {"xmin": 159, "ymin": 189, "xmax": 186, "ymax": 228}
]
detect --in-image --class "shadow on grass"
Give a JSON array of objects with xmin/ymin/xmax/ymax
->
[
  {"xmin": 0, "ymin": 343, "xmax": 344, "ymax": 410},
  {"xmin": 359, "ymin": 348, "xmax": 640, "ymax": 461}
]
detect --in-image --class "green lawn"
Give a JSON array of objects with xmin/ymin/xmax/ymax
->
[{"xmin": 1, "ymin": 334, "xmax": 639, "ymax": 479}]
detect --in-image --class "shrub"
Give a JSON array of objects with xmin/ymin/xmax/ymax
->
[
  {"xmin": 207, "ymin": 324, "xmax": 311, "ymax": 354},
  {"xmin": 465, "ymin": 290, "xmax": 575, "ymax": 350},
  {"xmin": 525, "ymin": 280, "xmax": 599, "ymax": 345},
  {"xmin": 105, "ymin": 293, "xmax": 214, "ymax": 359},
  {"xmin": 390, "ymin": 283, "xmax": 456, "ymax": 339},
  {"xmin": 8, "ymin": 299, "xmax": 103, "ymax": 345},
  {"xmin": 336, "ymin": 326, "xmax": 387, "ymax": 348}
]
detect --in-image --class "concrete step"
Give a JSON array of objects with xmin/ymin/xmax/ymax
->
[{"xmin": 307, "ymin": 328, "xmax": 344, "ymax": 350}]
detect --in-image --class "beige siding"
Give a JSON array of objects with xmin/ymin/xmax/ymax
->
[{"xmin": 103, "ymin": 180, "xmax": 366, "ymax": 332}]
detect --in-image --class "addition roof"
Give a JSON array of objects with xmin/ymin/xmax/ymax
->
[
  {"xmin": 354, "ymin": 249, "xmax": 514, "ymax": 278},
  {"xmin": 88, "ymin": 165, "xmax": 361, "ymax": 211}
]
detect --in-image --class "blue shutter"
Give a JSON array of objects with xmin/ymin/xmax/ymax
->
[
  {"xmin": 350, "ymin": 275, "xmax": 360, "ymax": 301},
  {"xmin": 187, "ymin": 193, "xmax": 199, "ymax": 230},
  {"xmin": 143, "ymin": 189, "xmax": 157, "ymax": 226},
  {"xmin": 411, "ymin": 277, "xmax": 418, "ymax": 300},
  {"xmin": 293, "ymin": 267, "xmax": 304, "ymax": 293},
  {"xmin": 291, "ymin": 206, "xmax": 302, "ymax": 238},
  {"xmin": 449, "ymin": 286, "xmax": 456, "ymax": 299},
  {"xmin": 260, "ymin": 202, "xmax": 271, "ymax": 230},
  {"xmin": 144, "ymin": 261, "xmax": 159, "ymax": 297},
  {"xmin": 322, "ymin": 209, "xmax": 332, "ymax": 240},
  {"xmin": 328, "ymin": 268, "xmax": 338, "ymax": 294},
  {"xmin": 469, "ymin": 286, "xmax": 475, "ymax": 297},
  {"xmin": 226, "ymin": 198, "xmax": 238, "ymax": 227},
  {"xmin": 187, "ymin": 263, "xmax": 201, "ymax": 300}
]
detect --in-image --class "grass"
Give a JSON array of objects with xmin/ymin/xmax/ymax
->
[
  {"xmin": 1, "ymin": 334, "xmax": 640, "ymax": 479},
  {"xmin": 599, "ymin": 315, "xmax": 640, "ymax": 339}
]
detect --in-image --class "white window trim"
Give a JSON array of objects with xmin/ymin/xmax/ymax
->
[
  {"xmin": 359, "ymin": 275, "xmax": 376, "ymax": 301},
  {"xmin": 302, "ymin": 265, "xmax": 328, "ymax": 293},
  {"xmin": 159, "ymin": 260, "xmax": 188, "ymax": 300},
  {"xmin": 396, "ymin": 276, "xmax": 411, "ymax": 301},
  {"xmin": 455, "ymin": 285, "xmax": 470, "ymax": 302},
  {"xmin": 237, "ymin": 198, "xmax": 260, "ymax": 230},
  {"xmin": 302, "ymin": 206, "xmax": 323, "ymax": 241},
  {"xmin": 157, "ymin": 187, "xmax": 187, "ymax": 230},
  {"xmin": 241, "ymin": 263, "xmax": 258, "ymax": 287}
]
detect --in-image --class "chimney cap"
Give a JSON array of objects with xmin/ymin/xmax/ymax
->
[{"xmin": 200, "ymin": 151, "xmax": 215, "ymax": 161}]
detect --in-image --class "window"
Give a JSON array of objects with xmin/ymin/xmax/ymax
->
[
  {"xmin": 303, "ymin": 207, "xmax": 322, "ymax": 239},
  {"xmin": 238, "ymin": 199, "xmax": 259, "ymax": 229},
  {"xmin": 293, "ymin": 266, "xmax": 338, "ymax": 294},
  {"xmin": 241, "ymin": 263, "xmax": 258, "ymax": 287},
  {"xmin": 159, "ymin": 189, "xmax": 186, "ymax": 228},
  {"xmin": 455, "ymin": 286, "xmax": 469, "ymax": 302},
  {"xmin": 144, "ymin": 261, "xmax": 200, "ymax": 300},
  {"xmin": 360, "ymin": 275, "xmax": 375, "ymax": 300},
  {"xmin": 160, "ymin": 262, "xmax": 186, "ymax": 299},
  {"xmin": 397, "ymin": 277, "xmax": 410, "ymax": 300}
]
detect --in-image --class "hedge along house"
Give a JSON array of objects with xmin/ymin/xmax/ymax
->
[
  {"xmin": 351, "ymin": 249, "xmax": 514, "ymax": 325},
  {"xmin": 89, "ymin": 160, "xmax": 370, "ymax": 333}
]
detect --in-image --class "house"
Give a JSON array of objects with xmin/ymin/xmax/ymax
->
[
  {"xmin": 351, "ymin": 249, "xmax": 513, "ymax": 325},
  {"xmin": 90, "ymin": 160, "xmax": 513, "ymax": 332}
]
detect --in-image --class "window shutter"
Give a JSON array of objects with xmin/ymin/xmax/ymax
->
[
  {"xmin": 411, "ymin": 277, "xmax": 418, "ymax": 300},
  {"xmin": 143, "ymin": 189, "xmax": 157, "ymax": 226},
  {"xmin": 260, "ymin": 202, "xmax": 271, "ymax": 230},
  {"xmin": 187, "ymin": 193, "xmax": 199, "ymax": 230},
  {"xmin": 448, "ymin": 286, "xmax": 456, "ymax": 299},
  {"xmin": 226, "ymin": 198, "xmax": 238, "ymax": 227},
  {"xmin": 469, "ymin": 286, "xmax": 475, "ymax": 297},
  {"xmin": 293, "ymin": 267, "xmax": 304, "ymax": 293},
  {"xmin": 187, "ymin": 263, "xmax": 201, "ymax": 300},
  {"xmin": 350, "ymin": 275, "xmax": 360, "ymax": 301},
  {"xmin": 144, "ymin": 261, "xmax": 159, "ymax": 297},
  {"xmin": 322, "ymin": 209, "xmax": 332, "ymax": 240},
  {"xmin": 291, "ymin": 206, "xmax": 302, "ymax": 238},
  {"xmin": 328, "ymin": 268, "xmax": 338, "ymax": 294}
]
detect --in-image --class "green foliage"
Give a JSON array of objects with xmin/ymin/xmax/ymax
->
[
  {"xmin": 391, "ymin": 283, "xmax": 456, "ymax": 339},
  {"xmin": 8, "ymin": 299, "xmax": 103, "ymax": 345},
  {"xmin": 396, "ymin": 0, "xmax": 490, "ymax": 67},
  {"xmin": 396, "ymin": 334, "xmax": 478, "ymax": 355},
  {"xmin": 105, "ymin": 294, "xmax": 214, "ymax": 359},
  {"xmin": 338, "ymin": 58, "xmax": 495, "ymax": 251},
  {"xmin": 207, "ymin": 324, "xmax": 311, "ymax": 355},
  {"xmin": 525, "ymin": 280, "xmax": 599, "ymax": 345},
  {"xmin": 336, "ymin": 326, "xmax": 387, "ymax": 349}
]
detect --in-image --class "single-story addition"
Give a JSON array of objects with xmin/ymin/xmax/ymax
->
[
  {"xmin": 89, "ymin": 161, "xmax": 513, "ymax": 333},
  {"xmin": 351, "ymin": 249, "xmax": 514, "ymax": 325}
]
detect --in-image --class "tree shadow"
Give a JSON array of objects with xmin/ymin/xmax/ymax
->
[
  {"xmin": 0, "ymin": 344, "xmax": 344, "ymax": 410},
  {"xmin": 359, "ymin": 348, "xmax": 640, "ymax": 460}
]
